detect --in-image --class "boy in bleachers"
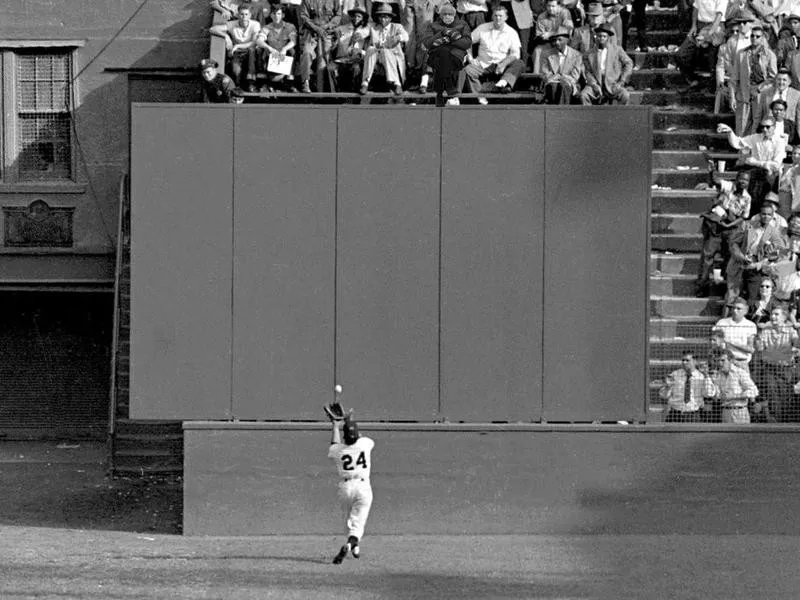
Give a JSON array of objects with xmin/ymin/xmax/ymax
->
[
  {"xmin": 210, "ymin": 5, "xmax": 262, "ymax": 90},
  {"xmin": 255, "ymin": 5, "xmax": 298, "ymax": 91}
]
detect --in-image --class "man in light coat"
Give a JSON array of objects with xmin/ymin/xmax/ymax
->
[
  {"xmin": 752, "ymin": 69, "xmax": 800, "ymax": 130},
  {"xmin": 580, "ymin": 25, "xmax": 632, "ymax": 105},
  {"xmin": 540, "ymin": 27, "xmax": 583, "ymax": 103},
  {"xmin": 729, "ymin": 23, "xmax": 778, "ymax": 135}
]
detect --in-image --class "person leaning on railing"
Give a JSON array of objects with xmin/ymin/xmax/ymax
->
[
  {"xmin": 752, "ymin": 304, "xmax": 800, "ymax": 421},
  {"xmin": 659, "ymin": 352, "xmax": 717, "ymax": 423},
  {"xmin": 708, "ymin": 349, "xmax": 759, "ymax": 423}
]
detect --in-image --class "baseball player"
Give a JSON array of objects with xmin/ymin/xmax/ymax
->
[{"xmin": 326, "ymin": 408, "xmax": 374, "ymax": 564}]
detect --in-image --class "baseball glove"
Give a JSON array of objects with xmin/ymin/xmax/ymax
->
[{"xmin": 324, "ymin": 401, "xmax": 348, "ymax": 421}]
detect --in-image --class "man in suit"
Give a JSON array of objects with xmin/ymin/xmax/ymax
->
[
  {"xmin": 580, "ymin": 25, "xmax": 632, "ymax": 105},
  {"xmin": 769, "ymin": 99, "xmax": 798, "ymax": 150},
  {"xmin": 569, "ymin": 2, "xmax": 610, "ymax": 54},
  {"xmin": 729, "ymin": 23, "xmax": 778, "ymax": 135},
  {"xmin": 715, "ymin": 12, "xmax": 754, "ymax": 95},
  {"xmin": 776, "ymin": 14, "xmax": 800, "ymax": 66},
  {"xmin": 541, "ymin": 27, "xmax": 582, "ymax": 104},
  {"xmin": 753, "ymin": 69, "xmax": 800, "ymax": 131}
]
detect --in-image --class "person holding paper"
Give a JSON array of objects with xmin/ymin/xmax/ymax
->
[{"xmin": 256, "ymin": 5, "xmax": 298, "ymax": 91}]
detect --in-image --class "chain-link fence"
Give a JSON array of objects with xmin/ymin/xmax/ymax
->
[{"xmin": 651, "ymin": 318, "xmax": 800, "ymax": 423}]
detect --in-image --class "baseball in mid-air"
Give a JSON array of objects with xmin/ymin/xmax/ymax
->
[{"xmin": 334, "ymin": 384, "xmax": 343, "ymax": 394}]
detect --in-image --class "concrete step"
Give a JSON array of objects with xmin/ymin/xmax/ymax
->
[
  {"xmin": 651, "ymin": 295, "xmax": 724, "ymax": 317},
  {"xmin": 653, "ymin": 109, "xmax": 734, "ymax": 130},
  {"xmin": 652, "ymin": 188, "xmax": 716, "ymax": 212},
  {"xmin": 650, "ymin": 251, "xmax": 701, "ymax": 275},
  {"xmin": 650, "ymin": 315, "xmax": 718, "ymax": 338},
  {"xmin": 643, "ymin": 29, "xmax": 687, "ymax": 48},
  {"xmin": 651, "ymin": 167, "xmax": 712, "ymax": 188},
  {"xmin": 652, "ymin": 212, "xmax": 702, "ymax": 235},
  {"xmin": 630, "ymin": 68, "xmax": 685, "ymax": 90},
  {"xmin": 650, "ymin": 336, "xmax": 715, "ymax": 359},
  {"xmin": 631, "ymin": 90, "xmax": 716, "ymax": 110},
  {"xmin": 631, "ymin": 50, "xmax": 677, "ymax": 70},
  {"xmin": 653, "ymin": 130, "xmax": 730, "ymax": 151},
  {"xmin": 643, "ymin": 9, "xmax": 683, "ymax": 30},
  {"xmin": 650, "ymin": 273, "xmax": 699, "ymax": 296},
  {"xmin": 652, "ymin": 233, "xmax": 703, "ymax": 252}
]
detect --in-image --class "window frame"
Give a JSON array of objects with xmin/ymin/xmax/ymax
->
[{"xmin": 0, "ymin": 41, "xmax": 84, "ymax": 186}]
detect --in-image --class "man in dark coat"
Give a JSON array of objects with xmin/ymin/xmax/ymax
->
[
  {"xmin": 421, "ymin": 4, "xmax": 472, "ymax": 106},
  {"xmin": 200, "ymin": 58, "xmax": 236, "ymax": 103}
]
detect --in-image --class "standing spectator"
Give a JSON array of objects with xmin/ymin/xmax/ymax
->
[
  {"xmin": 779, "ymin": 146, "xmax": 800, "ymax": 214},
  {"xmin": 281, "ymin": 0, "xmax": 304, "ymax": 32},
  {"xmin": 570, "ymin": 3, "xmax": 610, "ymax": 54},
  {"xmin": 712, "ymin": 296, "xmax": 759, "ymax": 370},
  {"xmin": 580, "ymin": 25, "xmax": 633, "ymax": 105},
  {"xmin": 456, "ymin": 0, "xmax": 490, "ymax": 29},
  {"xmin": 211, "ymin": 0, "xmax": 242, "ymax": 21},
  {"xmin": 750, "ymin": 193, "xmax": 789, "ymax": 232},
  {"xmin": 710, "ymin": 350, "xmax": 759, "ymax": 423},
  {"xmin": 210, "ymin": 5, "xmax": 262, "ymax": 90},
  {"xmin": 729, "ymin": 24, "xmax": 777, "ymax": 136},
  {"xmin": 768, "ymin": 100, "xmax": 798, "ymax": 150},
  {"xmin": 621, "ymin": 0, "xmax": 647, "ymax": 52},
  {"xmin": 460, "ymin": 5, "xmax": 527, "ymax": 103},
  {"xmin": 727, "ymin": 201, "xmax": 788, "ymax": 302},
  {"xmin": 329, "ymin": 5, "xmax": 370, "ymax": 92},
  {"xmin": 199, "ymin": 58, "xmax": 236, "ymax": 103},
  {"xmin": 360, "ymin": 3, "xmax": 410, "ymax": 94},
  {"xmin": 715, "ymin": 12, "xmax": 754, "ymax": 102},
  {"xmin": 659, "ymin": 353, "xmax": 716, "ymax": 422},
  {"xmin": 420, "ymin": 4, "xmax": 472, "ymax": 105},
  {"xmin": 674, "ymin": 0, "xmax": 727, "ymax": 90},
  {"xmin": 298, "ymin": 0, "xmax": 342, "ymax": 92},
  {"xmin": 540, "ymin": 27, "xmax": 583, "ymax": 103},
  {"xmin": 256, "ymin": 5, "xmax": 298, "ymax": 91},
  {"xmin": 599, "ymin": 0, "xmax": 624, "ymax": 40},
  {"xmin": 776, "ymin": 13, "xmax": 800, "ymax": 65},
  {"xmin": 751, "ymin": 0, "xmax": 781, "ymax": 47},
  {"xmin": 747, "ymin": 276, "xmax": 781, "ymax": 325},
  {"xmin": 753, "ymin": 305, "xmax": 800, "ymax": 421},
  {"xmin": 695, "ymin": 170, "xmax": 752, "ymax": 297},
  {"xmin": 717, "ymin": 119, "xmax": 786, "ymax": 210},
  {"xmin": 752, "ymin": 70, "xmax": 800, "ymax": 132},
  {"xmin": 532, "ymin": 0, "xmax": 574, "ymax": 73}
]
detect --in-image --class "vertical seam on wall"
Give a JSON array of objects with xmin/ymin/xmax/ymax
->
[
  {"xmin": 438, "ymin": 108, "xmax": 444, "ymax": 418},
  {"xmin": 229, "ymin": 107, "xmax": 236, "ymax": 420},
  {"xmin": 333, "ymin": 109, "xmax": 339, "ymax": 395},
  {"xmin": 540, "ymin": 110, "xmax": 547, "ymax": 423}
]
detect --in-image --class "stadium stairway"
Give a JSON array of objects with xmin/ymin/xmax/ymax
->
[{"xmin": 638, "ymin": 3, "xmax": 731, "ymax": 420}]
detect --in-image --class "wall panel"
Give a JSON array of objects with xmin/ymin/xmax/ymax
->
[
  {"xmin": 232, "ymin": 108, "xmax": 337, "ymax": 418},
  {"xmin": 130, "ymin": 105, "xmax": 233, "ymax": 419},
  {"xmin": 440, "ymin": 109, "xmax": 545, "ymax": 422},
  {"xmin": 335, "ymin": 109, "xmax": 441, "ymax": 420},
  {"xmin": 543, "ymin": 108, "xmax": 651, "ymax": 422}
]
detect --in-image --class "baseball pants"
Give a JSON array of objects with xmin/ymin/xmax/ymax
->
[{"xmin": 338, "ymin": 478, "xmax": 373, "ymax": 539}]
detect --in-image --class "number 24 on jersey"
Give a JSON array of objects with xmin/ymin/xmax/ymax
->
[{"xmin": 341, "ymin": 451, "xmax": 367, "ymax": 471}]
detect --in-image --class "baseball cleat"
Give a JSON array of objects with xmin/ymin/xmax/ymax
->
[
  {"xmin": 351, "ymin": 544, "xmax": 360, "ymax": 558},
  {"xmin": 332, "ymin": 543, "xmax": 350, "ymax": 564}
]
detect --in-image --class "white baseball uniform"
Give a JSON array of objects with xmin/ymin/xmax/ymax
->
[{"xmin": 328, "ymin": 436, "xmax": 374, "ymax": 540}]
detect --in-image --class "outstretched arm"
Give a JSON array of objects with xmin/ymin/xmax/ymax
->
[{"xmin": 331, "ymin": 419, "xmax": 342, "ymax": 445}]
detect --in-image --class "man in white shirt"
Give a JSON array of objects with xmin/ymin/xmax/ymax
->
[
  {"xmin": 459, "ymin": 5, "xmax": 526, "ymax": 104},
  {"xmin": 712, "ymin": 296, "xmax": 758, "ymax": 370},
  {"xmin": 659, "ymin": 352, "xmax": 716, "ymax": 422},
  {"xmin": 779, "ymin": 146, "xmax": 800, "ymax": 215},
  {"xmin": 675, "ymin": 0, "xmax": 727, "ymax": 89},
  {"xmin": 210, "ymin": 5, "xmax": 262, "ymax": 90}
]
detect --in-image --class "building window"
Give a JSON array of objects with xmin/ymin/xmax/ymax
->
[{"xmin": 0, "ymin": 44, "xmax": 81, "ymax": 184}]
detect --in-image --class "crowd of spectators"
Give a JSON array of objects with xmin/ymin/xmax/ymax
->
[{"xmin": 201, "ymin": 0, "xmax": 644, "ymax": 105}]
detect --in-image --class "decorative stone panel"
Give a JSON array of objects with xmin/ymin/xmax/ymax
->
[{"xmin": 4, "ymin": 199, "xmax": 74, "ymax": 247}]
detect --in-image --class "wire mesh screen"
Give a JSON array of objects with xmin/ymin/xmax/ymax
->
[
  {"xmin": 651, "ymin": 318, "xmax": 800, "ymax": 424},
  {"xmin": 16, "ymin": 52, "xmax": 72, "ymax": 180}
]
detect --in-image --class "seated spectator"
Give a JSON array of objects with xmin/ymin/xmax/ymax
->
[
  {"xmin": 752, "ymin": 70, "xmax": 800, "ymax": 134},
  {"xmin": 256, "ymin": 5, "xmax": 298, "ymax": 91},
  {"xmin": 199, "ymin": 58, "xmax": 236, "ymax": 103},
  {"xmin": 674, "ymin": 0, "xmax": 727, "ymax": 90},
  {"xmin": 360, "ymin": 3, "xmax": 410, "ymax": 94},
  {"xmin": 328, "ymin": 4, "xmax": 370, "ymax": 92},
  {"xmin": 420, "ymin": 4, "xmax": 472, "ymax": 105},
  {"xmin": 540, "ymin": 27, "xmax": 583, "ymax": 104},
  {"xmin": 456, "ymin": 0, "xmax": 490, "ymax": 29},
  {"xmin": 715, "ymin": 13, "xmax": 754, "ymax": 104},
  {"xmin": 460, "ymin": 5, "xmax": 527, "ymax": 104},
  {"xmin": 658, "ymin": 352, "xmax": 715, "ymax": 423},
  {"xmin": 497, "ymin": 0, "xmax": 535, "ymax": 68},
  {"xmin": 212, "ymin": 0, "xmax": 271, "ymax": 24},
  {"xmin": 776, "ymin": 13, "xmax": 800, "ymax": 65},
  {"xmin": 749, "ymin": 192, "xmax": 789, "ymax": 231},
  {"xmin": 532, "ymin": 0, "xmax": 574, "ymax": 73},
  {"xmin": 210, "ymin": 5, "xmax": 262, "ymax": 90},
  {"xmin": 747, "ymin": 275, "xmax": 782, "ymax": 325},
  {"xmin": 727, "ymin": 200, "xmax": 788, "ymax": 302},
  {"xmin": 570, "ymin": 3, "xmax": 611, "ymax": 54},
  {"xmin": 404, "ymin": 0, "xmax": 444, "ymax": 88},
  {"xmin": 579, "ymin": 25, "xmax": 632, "ymax": 105},
  {"xmin": 710, "ymin": 350, "xmax": 759, "ymax": 423},
  {"xmin": 729, "ymin": 24, "xmax": 777, "ymax": 136},
  {"xmin": 711, "ymin": 296, "xmax": 759, "ymax": 370},
  {"xmin": 779, "ymin": 146, "xmax": 800, "ymax": 214},
  {"xmin": 368, "ymin": 0, "xmax": 407, "ymax": 23},
  {"xmin": 695, "ymin": 170, "xmax": 752, "ymax": 297},
  {"xmin": 717, "ymin": 119, "xmax": 786, "ymax": 210},
  {"xmin": 768, "ymin": 99, "xmax": 798, "ymax": 151},
  {"xmin": 298, "ymin": 0, "xmax": 342, "ymax": 92},
  {"xmin": 753, "ymin": 304, "xmax": 800, "ymax": 421}
]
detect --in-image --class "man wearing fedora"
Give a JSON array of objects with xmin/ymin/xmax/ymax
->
[
  {"xmin": 540, "ymin": 27, "xmax": 583, "ymax": 104},
  {"xmin": 329, "ymin": 3, "xmax": 370, "ymax": 91},
  {"xmin": 570, "ymin": 3, "xmax": 612, "ymax": 54},
  {"xmin": 715, "ymin": 11, "xmax": 755, "ymax": 101},
  {"xmin": 360, "ymin": 2, "xmax": 410, "ymax": 94},
  {"xmin": 580, "ymin": 25, "xmax": 632, "ymax": 105},
  {"xmin": 298, "ymin": 0, "xmax": 342, "ymax": 92},
  {"xmin": 460, "ymin": 5, "xmax": 526, "ymax": 103},
  {"xmin": 729, "ymin": 23, "xmax": 777, "ymax": 135},
  {"xmin": 420, "ymin": 4, "xmax": 472, "ymax": 105},
  {"xmin": 776, "ymin": 14, "xmax": 800, "ymax": 65},
  {"xmin": 532, "ymin": 0, "xmax": 573, "ymax": 73},
  {"xmin": 200, "ymin": 58, "xmax": 236, "ymax": 103}
]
